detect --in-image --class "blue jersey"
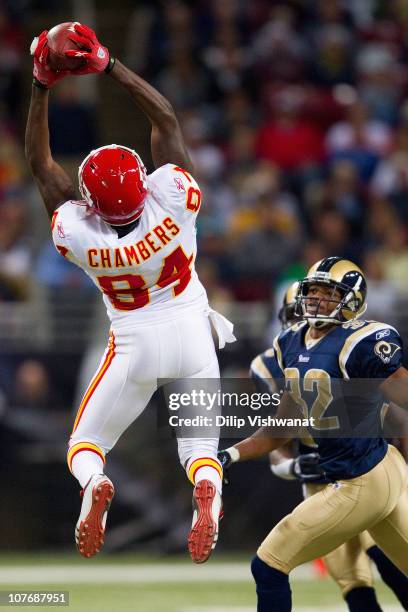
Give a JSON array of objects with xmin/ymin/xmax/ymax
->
[{"xmin": 250, "ymin": 320, "xmax": 403, "ymax": 480}]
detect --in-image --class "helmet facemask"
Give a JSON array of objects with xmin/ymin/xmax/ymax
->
[{"xmin": 295, "ymin": 279, "xmax": 367, "ymax": 329}]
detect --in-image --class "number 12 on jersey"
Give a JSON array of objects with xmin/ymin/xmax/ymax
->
[{"xmin": 97, "ymin": 245, "xmax": 193, "ymax": 311}]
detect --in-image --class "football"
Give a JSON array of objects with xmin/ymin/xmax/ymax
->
[{"xmin": 47, "ymin": 22, "xmax": 86, "ymax": 71}]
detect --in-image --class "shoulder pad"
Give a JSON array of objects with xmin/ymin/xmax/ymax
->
[
  {"xmin": 250, "ymin": 353, "xmax": 273, "ymax": 379},
  {"xmin": 147, "ymin": 164, "xmax": 201, "ymax": 218},
  {"xmin": 339, "ymin": 320, "xmax": 399, "ymax": 378}
]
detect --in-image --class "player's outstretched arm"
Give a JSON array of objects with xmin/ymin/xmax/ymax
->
[
  {"xmin": 218, "ymin": 390, "xmax": 302, "ymax": 469},
  {"xmin": 108, "ymin": 60, "xmax": 193, "ymax": 173},
  {"xmin": 218, "ymin": 433, "xmax": 293, "ymax": 482},
  {"xmin": 25, "ymin": 31, "xmax": 76, "ymax": 218},
  {"xmin": 25, "ymin": 86, "xmax": 77, "ymax": 219}
]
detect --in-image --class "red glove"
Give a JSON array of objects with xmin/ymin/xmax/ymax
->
[
  {"xmin": 30, "ymin": 30, "xmax": 70, "ymax": 88},
  {"xmin": 65, "ymin": 23, "xmax": 111, "ymax": 75}
]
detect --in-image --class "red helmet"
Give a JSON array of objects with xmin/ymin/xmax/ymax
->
[{"xmin": 78, "ymin": 145, "xmax": 148, "ymax": 225}]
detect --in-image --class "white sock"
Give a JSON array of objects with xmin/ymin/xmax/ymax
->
[
  {"xmin": 194, "ymin": 465, "xmax": 222, "ymax": 494},
  {"xmin": 71, "ymin": 451, "xmax": 104, "ymax": 488}
]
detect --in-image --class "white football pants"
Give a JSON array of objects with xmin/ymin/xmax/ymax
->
[{"xmin": 68, "ymin": 310, "xmax": 224, "ymax": 478}]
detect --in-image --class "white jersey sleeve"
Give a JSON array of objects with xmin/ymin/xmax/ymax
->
[{"xmin": 147, "ymin": 163, "xmax": 202, "ymax": 224}]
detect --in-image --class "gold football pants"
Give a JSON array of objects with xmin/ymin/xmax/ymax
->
[{"xmin": 258, "ymin": 445, "xmax": 408, "ymax": 576}]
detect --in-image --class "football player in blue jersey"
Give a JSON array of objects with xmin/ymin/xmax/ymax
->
[
  {"xmin": 219, "ymin": 258, "xmax": 408, "ymax": 612},
  {"xmin": 249, "ymin": 281, "xmax": 408, "ymax": 612}
]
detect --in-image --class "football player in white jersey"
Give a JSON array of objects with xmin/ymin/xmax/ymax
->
[{"xmin": 25, "ymin": 23, "xmax": 235, "ymax": 563}]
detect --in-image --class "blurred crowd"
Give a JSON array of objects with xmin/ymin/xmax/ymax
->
[{"xmin": 1, "ymin": 0, "xmax": 408, "ymax": 319}]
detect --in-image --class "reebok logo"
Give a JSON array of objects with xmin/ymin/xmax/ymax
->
[
  {"xmin": 298, "ymin": 355, "xmax": 310, "ymax": 363},
  {"xmin": 376, "ymin": 329, "xmax": 390, "ymax": 340}
]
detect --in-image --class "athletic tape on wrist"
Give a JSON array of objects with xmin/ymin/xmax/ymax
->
[{"xmin": 226, "ymin": 446, "xmax": 240, "ymax": 463}]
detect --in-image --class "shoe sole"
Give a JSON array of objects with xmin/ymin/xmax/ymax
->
[
  {"xmin": 188, "ymin": 480, "xmax": 217, "ymax": 564},
  {"xmin": 76, "ymin": 480, "xmax": 114, "ymax": 558}
]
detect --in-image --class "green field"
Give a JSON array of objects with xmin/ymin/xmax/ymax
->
[
  {"xmin": 0, "ymin": 555, "xmax": 400, "ymax": 611},
  {"xmin": 0, "ymin": 581, "xmax": 398, "ymax": 612}
]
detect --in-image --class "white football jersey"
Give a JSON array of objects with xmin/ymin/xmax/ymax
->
[{"xmin": 51, "ymin": 163, "xmax": 208, "ymax": 327}]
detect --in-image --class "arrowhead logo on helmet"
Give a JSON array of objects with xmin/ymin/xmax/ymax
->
[{"xmin": 78, "ymin": 144, "xmax": 148, "ymax": 226}]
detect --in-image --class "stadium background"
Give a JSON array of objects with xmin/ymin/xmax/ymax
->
[{"xmin": 0, "ymin": 0, "xmax": 407, "ymax": 609}]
